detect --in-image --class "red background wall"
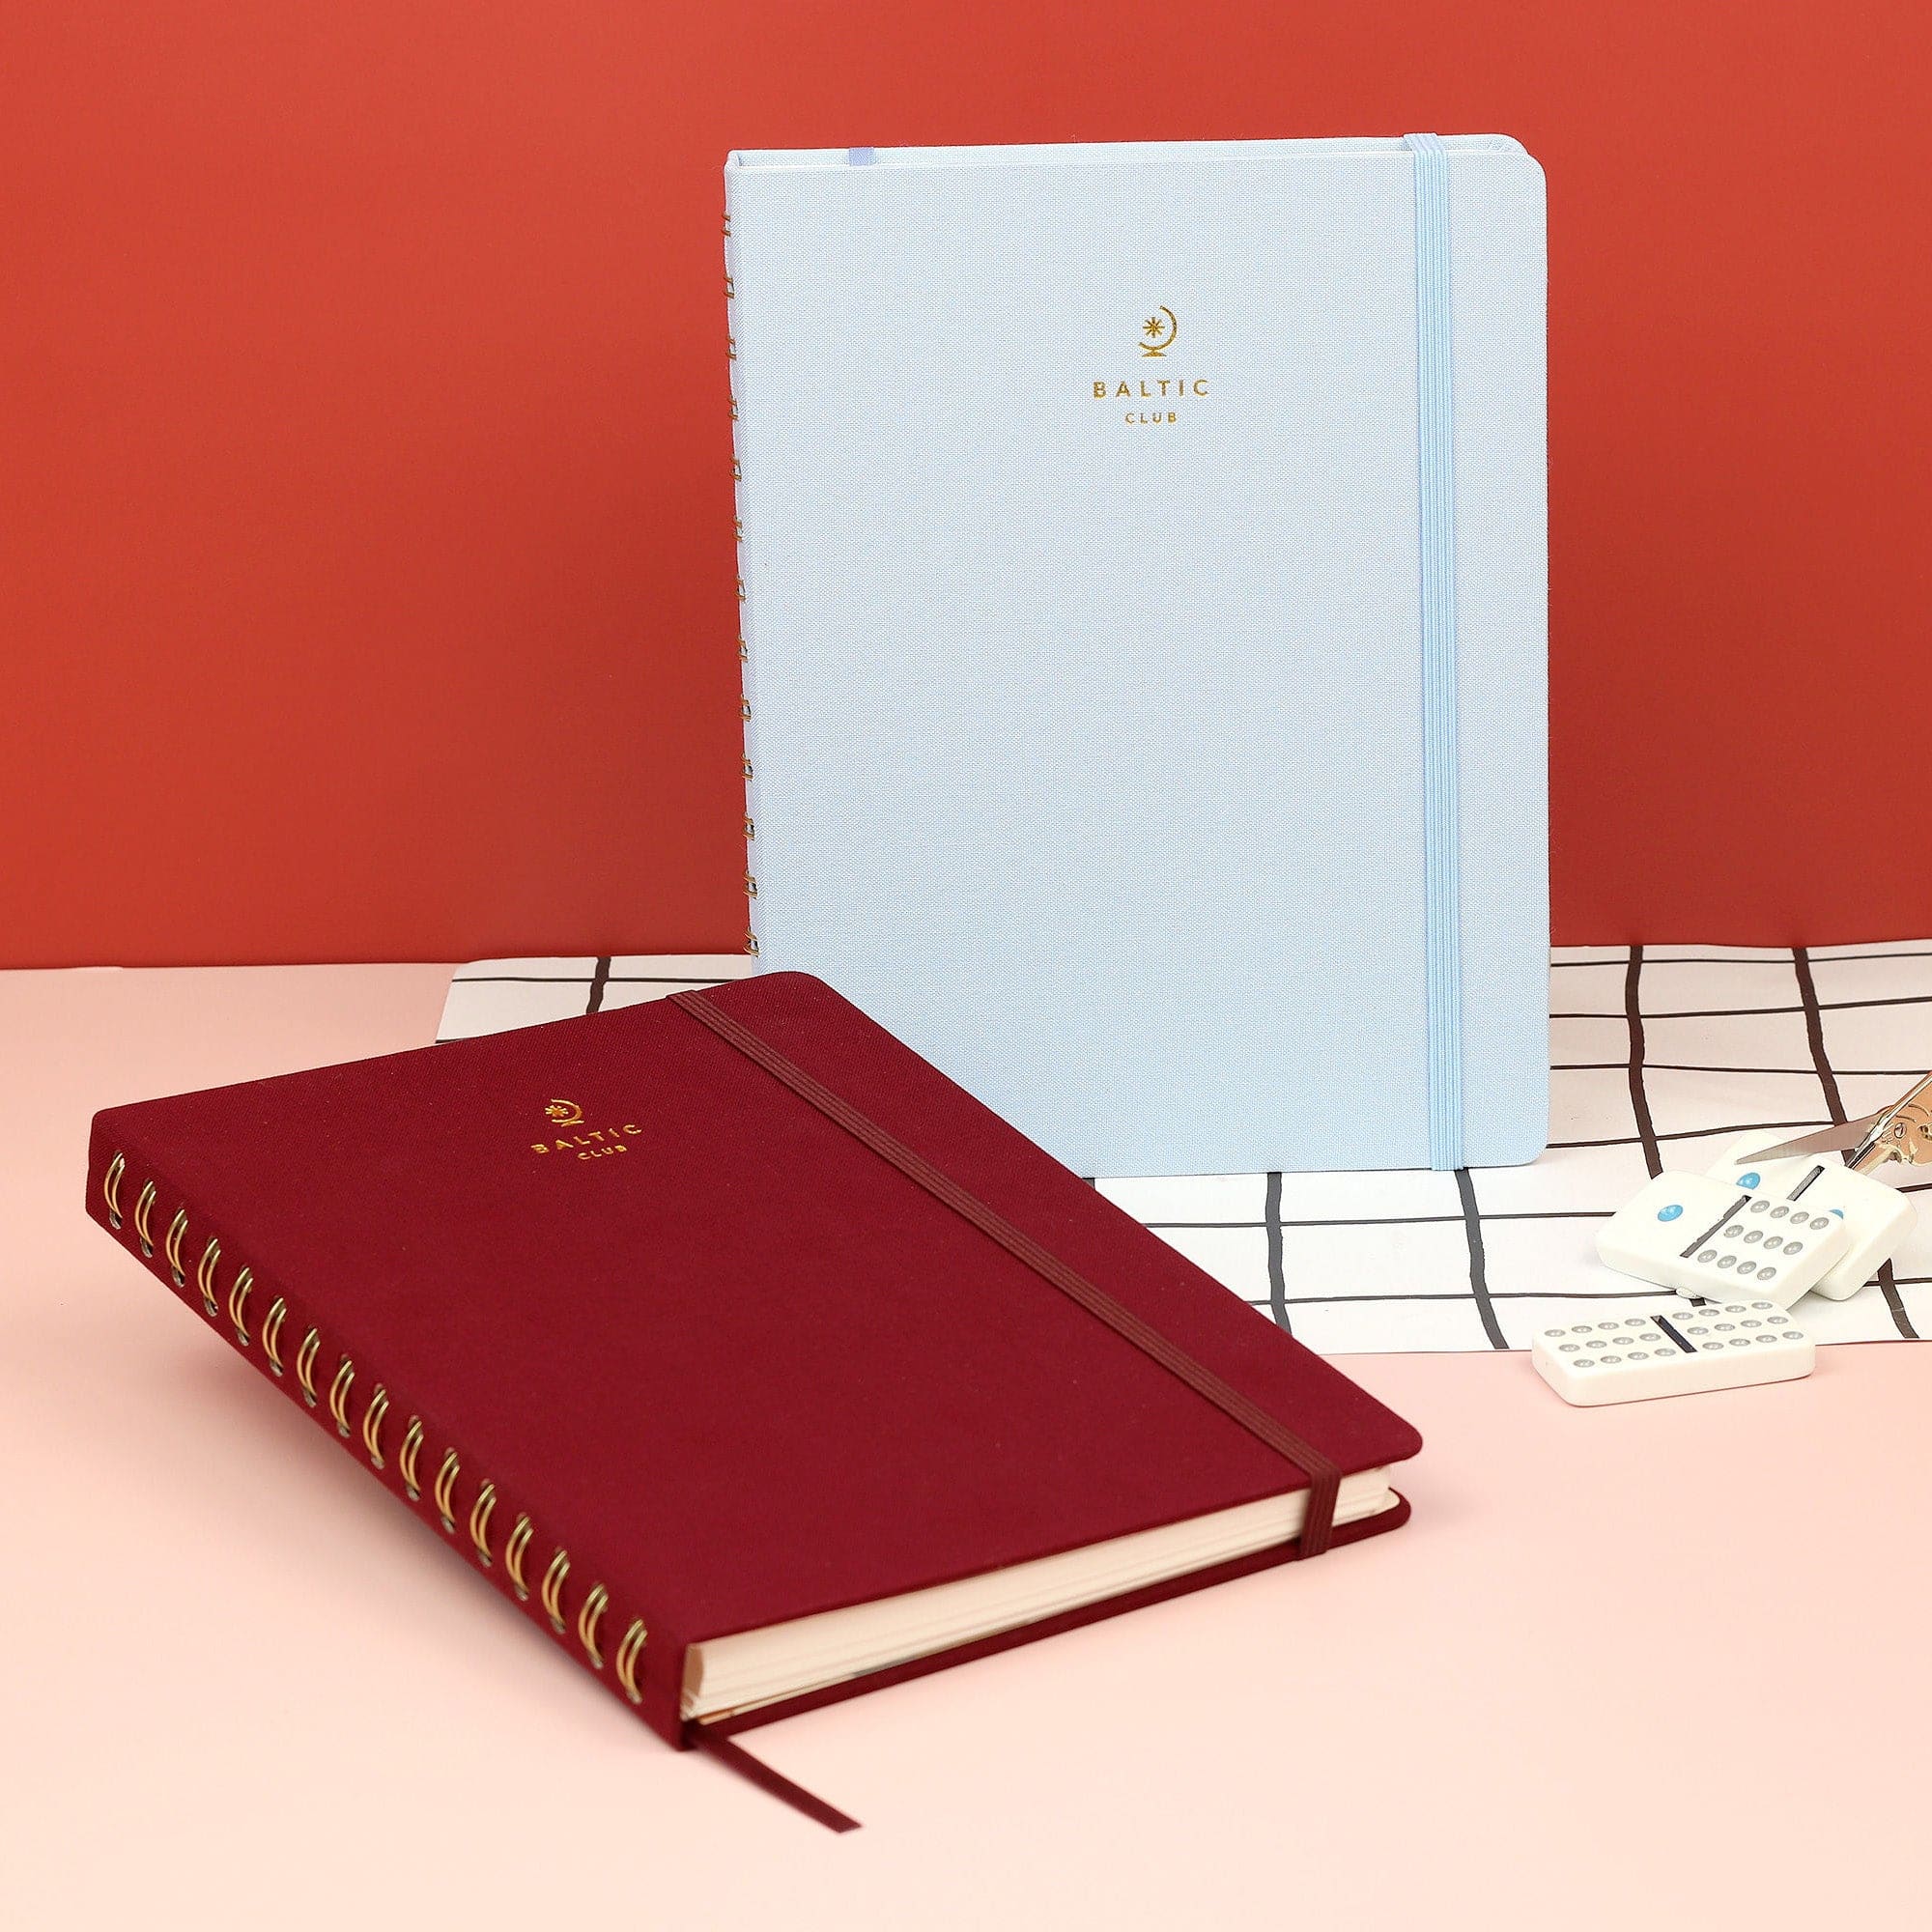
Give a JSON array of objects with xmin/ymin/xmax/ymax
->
[{"xmin": 6, "ymin": 2, "xmax": 1929, "ymax": 965}]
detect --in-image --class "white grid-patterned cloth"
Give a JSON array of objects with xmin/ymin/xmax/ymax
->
[{"xmin": 438, "ymin": 945, "xmax": 1932, "ymax": 1351}]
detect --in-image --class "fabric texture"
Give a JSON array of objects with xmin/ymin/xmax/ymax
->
[{"xmin": 726, "ymin": 134, "xmax": 1548, "ymax": 1175}]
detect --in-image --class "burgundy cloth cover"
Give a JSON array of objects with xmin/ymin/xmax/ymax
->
[{"xmin": 86, "ymin": 972, "xmax": 1421, "ymax": 1752}]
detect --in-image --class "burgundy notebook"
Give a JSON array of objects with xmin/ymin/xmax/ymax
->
[{"xmin": 86, "ymin": 973, "xmax": 1420, "ymax": 1827}]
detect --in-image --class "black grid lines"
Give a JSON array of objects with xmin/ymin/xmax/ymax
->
[
  {"xmin": 439, "ymin": 945, "xmax": 1932, "ymax": 1353},
  {"xmin": 437, "ymin": 952, "xmax": 756, "ymax": 1040}
]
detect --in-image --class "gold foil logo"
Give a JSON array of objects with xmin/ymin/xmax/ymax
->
[
  {"xmin": 530, "ymin": 1099, "xmax": 642, "ymax": 1161},
  {"xmin": 1094, "ymin": 306, "xmax": 1208, "ymax": 424},
  {"xmin": 1140, "ymin": 306, "xmax": 1178, "ymax": 356}
]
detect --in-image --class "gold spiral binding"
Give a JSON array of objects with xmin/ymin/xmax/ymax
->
[
  {"xmin": 133, "ymin": 1180, "xmax": 157, "ymax": 1256},
  {"xmin": 745, "ymin": 931, "xmax": 759, "ymax": 957},
  {"xmin": 540, "ymin": 1548, "xmax": 570, "ymax": 1634},
  {"xmin": 164, "ymin": 1208, "xmax": 188, "ymax": 1286},
  {"xmin": 743, "ymin": 870, "xmax": 757, "ymax": 898},
  {"xmin": 228, "ymin": 1266, "xmax": 254, "ymax": 1347},
  {"xmin": 327, "ymin": 1357, "xmax": 355, "ymax": 1437},
  {"xmin": 105, "ymin": 1164, "xmax": 643, "ymax": 1691},
  {"xmin": 433, "ymin": 1448, "xmax": 460, "ymax": 1532},
  {"xmin": 399, "ymin": 1417, "xmax": 424, "ymax": 1499},
  {"xmin": 614, "ymin": 1618, "xmax": 648, "ymax": 1704},
  {"xmin": 195, "ymin": 1237, "xmax": 222, "ymax": 1320},
  {"xmin": 504, "ymin": 1515, "xmax": 534, "ymax": 1600},
  {"xmin": 578, "ymin": 1583, "xmax": 610, "ymax": 1669},
  {"xmin": 469, "ymin": 1481, "xmax": 497, "ymax": 1566},
  {"xmin": 744, "ymin": 814, "xmax": 755, "ymax": 840},
  {"xmin": 295, "ymin": 1327, "xmax": 321, "ymax": 1406},
  {"xmin": 262, "ymin": 1296, "xmax": 287, "ymax": 1375}
]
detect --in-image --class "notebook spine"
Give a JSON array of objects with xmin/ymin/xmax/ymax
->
[
  {"xmin": 723, "ymin": 175, "xmax": 760, "ymax": 960},
  {"xmin": 91, "ymin": 1135, "xmax": 658, "ymax": 1729}
]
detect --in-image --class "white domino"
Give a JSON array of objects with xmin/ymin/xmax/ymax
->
[
  {"xmin": 1596, "ymin": 1171, "xmax": 1849, "ymax": 1307},
  {"xmin": 1704, "ymin": 1136, "xmax": 1916, "ymax": 1300},
  {"xmin": 1532, "ymin": 1302, "xmax": 1815, "ymax": 1406}
]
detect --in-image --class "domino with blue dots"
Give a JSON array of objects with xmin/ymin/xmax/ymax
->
[
  {"xmin": 1596, "ymin": 1171, "xmax": 1851, "ymax": 1307},
  {"xmin": 1703, "ymin": 1136, "xmax": 1917, "ymax": 1301}
]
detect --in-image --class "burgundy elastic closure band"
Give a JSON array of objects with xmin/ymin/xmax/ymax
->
[{"xmin": 670, "ymin": 990, "xmax": 1343, "ymax": 1553}]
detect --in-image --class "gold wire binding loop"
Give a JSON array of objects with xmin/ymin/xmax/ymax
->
[
  {"xmin": 195, "ymin": 1237, "xmax": 222, "ymax": 1319},
  {"xmin": 262, "ymin": 1296, "xmax": 287, "ymax": 1375},
  {"xmin": 295, "ymin": 1327, "xmax": 322, "ymax": 1406},
  {"xmin": 433, "ymin": 1448, "xmax": 461, "ymax": 1532},
  {"xmin": 134, "ymin": 1180, "xmax": 157, "ymax": 1255},
  {"xmin": 361, "ymin": 1385, "xmax": 389, "ymax": 1466},
  {"xmin": 165, "ymin": 1208, "xmax": 189, "ymax": 1286},
  {"xmin": 469, "ymin": 1481, "xmax": 497, "ymax": 1566},
  {"xmin": 540, "ymin": 1548, "xmax": 571, "ymax": 1634},
  {"xmin": 614, "ymin": 1618, "xmax": 648, "ymax": 1704},
  {"xmin": 228, "ymin": 1266, "xmax": 254, "ymax": 1347},
  {"xmin": 327, "ymin": 1357, "xmax": 355, "ymax": 1437},
  {"xmin": 503, "ymin": 1515, "xmax": 534, "ymax": 1600},
  {"xmin": 578, "ymin": 1584, "xmax": 610, "ymax": 1669},
  {"xmin": 398, "ymin": 1418, "xmax": 425, "ymax": 1500},
  {"xmin": 103, "ymin": 1153, "xmax": 126, "ymax": 1228}
]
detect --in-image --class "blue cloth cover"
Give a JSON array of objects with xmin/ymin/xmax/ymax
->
[{"xmin": 726, "ymin": 135, "xmax": 1548, "ymax": 1175}]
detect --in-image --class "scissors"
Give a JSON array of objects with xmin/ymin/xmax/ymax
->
[{"xmin": 1739, "ymin": 1070, "xmax": 1932, "ymax": 1176}]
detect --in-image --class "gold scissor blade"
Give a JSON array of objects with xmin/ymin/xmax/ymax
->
[{"xmin": 1728, "ymin": 1116, "xmax": 1883, "ymax": 1165}]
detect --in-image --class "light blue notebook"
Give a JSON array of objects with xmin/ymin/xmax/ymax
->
[{"xmin": 726, "ymin": 135, "xmax": 1547, "ymax": 1176}]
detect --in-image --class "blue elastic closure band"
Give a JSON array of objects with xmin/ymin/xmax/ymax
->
[{"xmin": 1404, "ymin": 132, "xmax": 1463, "ymax": 1171}]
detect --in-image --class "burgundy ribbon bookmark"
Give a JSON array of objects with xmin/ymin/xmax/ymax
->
[{"xmin": 691, "ymin": 1725, "xmax": 862, "ymax": 1833}]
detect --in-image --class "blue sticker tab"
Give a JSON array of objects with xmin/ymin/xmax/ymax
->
[
  {"xmin": 1658, "ymin": 1203, "xmax": 1684, "ymax": 1222},
  {"xmin": 1738, "ymin": 1171, "xmax": 1760, "ymax": 1189}
]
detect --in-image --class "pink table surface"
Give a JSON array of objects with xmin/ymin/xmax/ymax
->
[{"xmin": 5, "ymin": 965, "xmax": 1929, "ymax": 1930}]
